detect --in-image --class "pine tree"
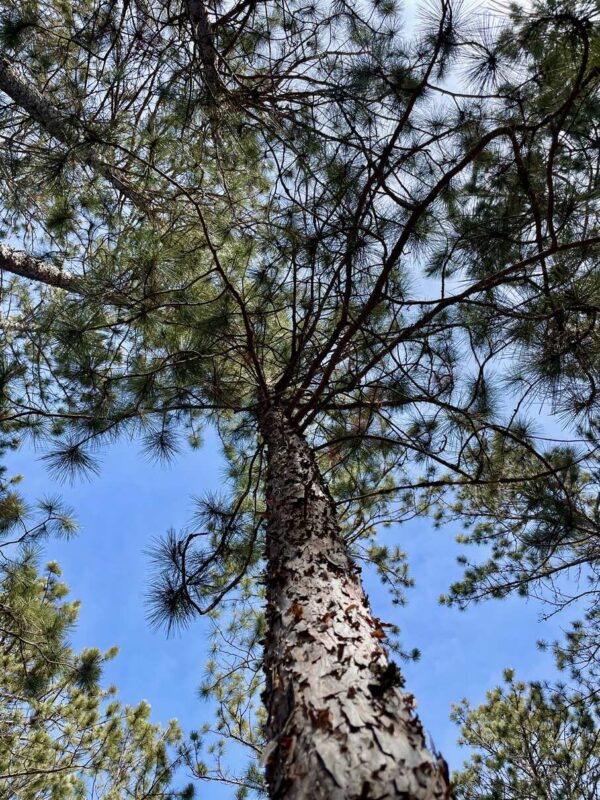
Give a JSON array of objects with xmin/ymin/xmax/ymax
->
[
  {"xmin": 0, "ymin": 0, "xmax": 598, "ymax": 797},
  {"xmin": 0, "ymin": 485, "xmax": 183, "ymax": 799},
  {"xmin": 451, "ymin": 669, "xmax": 600, "ymax": 800},
  {"xmin": 0, "ymin": 555, "xmax": 185, "ymax": 800}
]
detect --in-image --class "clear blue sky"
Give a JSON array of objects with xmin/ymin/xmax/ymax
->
[{"xmin": 6, "ymin": 426, "xmax": 569, "ymax": 796}]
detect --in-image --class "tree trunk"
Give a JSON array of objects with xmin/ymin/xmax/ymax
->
[{"xmin": 260, "ymin": 407, "xmax": 452, "ymax": 799}]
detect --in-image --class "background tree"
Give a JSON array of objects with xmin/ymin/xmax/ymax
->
[
  {"xmin": 451, "ymin": 668, "xmax": 600, "ymax": 800},
  {"xmin": 0, "ymin": 0, "xmax": 598, "ymax": 797},
  {"xmin": 0, "ymin": 384, "xmax": 189, "ymax": 798},
  {"xmin": 0, "ymin": 501, "xmax": 185, "ymax": 799}
]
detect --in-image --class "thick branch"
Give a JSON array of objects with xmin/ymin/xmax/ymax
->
[
  {"xmin": 0, "ymin": 58, "xmax": 148, "ymax": 210},
  {"xmin": 0, "ymin": 244, "xmax": 75, "ymax": 290},
  {"xmin": 185, "ymin": 0, "xmax": 225, "ymax": 99},
  {"xmin": 0, "ymin": 243, "xmax": 123, "ymax": 309}
]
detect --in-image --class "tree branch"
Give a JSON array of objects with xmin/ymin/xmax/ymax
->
[
  {"xmin": 185, "ymin": 0, "xmax": 225, "ymax": 100},
  {"xmin": 0, "ymin": 58, "xmax": 149, "ymax": 211},
  {"xmin": 0, "ymin": 244, "xmax": 75, "ymax": 290}
]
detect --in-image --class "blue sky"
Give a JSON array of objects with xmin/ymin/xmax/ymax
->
[{"xmin": 6, "ymin": 426, "xmax": 569, "ymax": 796}]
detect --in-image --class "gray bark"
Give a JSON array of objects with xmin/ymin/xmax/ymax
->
[
  {"xmin": 260, "ymin": 407, "xmax": 452, "ymax": 799},
  {"xmin": 0, "ymin": 244, "xmax": 75, "ymax": 290},
  {"xmin": 0, "ymin": 58, "xmax": 147, "ymax": 209},
  {"xmin": 0, "ymin": 243, "xmax": 126, "ymax": 309}
]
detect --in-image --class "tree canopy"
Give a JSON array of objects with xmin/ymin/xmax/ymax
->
[
  {"xmin": 0, "ymin": 0, "xmax": 598, "ymax": 795},
  {"xmin": 452, "ymin": 667, "xmax": 600, "ymax": 800}
]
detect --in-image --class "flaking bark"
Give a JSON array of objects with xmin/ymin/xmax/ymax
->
[
  {"xmin": 0, "ymin": 243, "xmax": 129, "ymax": 308},
  {"xmin": 0, "ymin": 245, "xmax": 75, "ymax": 290},
  {"xmin": 260, "ymin": 407, "xmax": 452, "ymax": 800}
]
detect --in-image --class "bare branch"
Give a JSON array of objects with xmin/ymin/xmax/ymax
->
[{"xmin": 0, "ymin": 244, "xmax": 75, "ymax": 290}]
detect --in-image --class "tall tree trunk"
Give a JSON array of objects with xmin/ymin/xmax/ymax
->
[{"xmin": 260, "ymin": 407, "xmax": 452, "ymax": 799}]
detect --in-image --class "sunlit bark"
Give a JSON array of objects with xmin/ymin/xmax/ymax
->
[{"xmin": 261, "ymin": 407, "xmax": 451, "ymax": 799}]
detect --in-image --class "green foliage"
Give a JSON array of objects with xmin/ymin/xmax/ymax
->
[
  {"xmin": 452, "ymin": 668, "xmax": 600, "ymax": 799},
  {"xmin": 0, "ymin": 465, "xmax": 77, "ymax": 546},
  {"xmin": 439, "ymin": 429, "xmax": 600, "ymax": 689},
  {"xmin": 0, "ymin": 552, "xmax": 184, "ymax": 799}
]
